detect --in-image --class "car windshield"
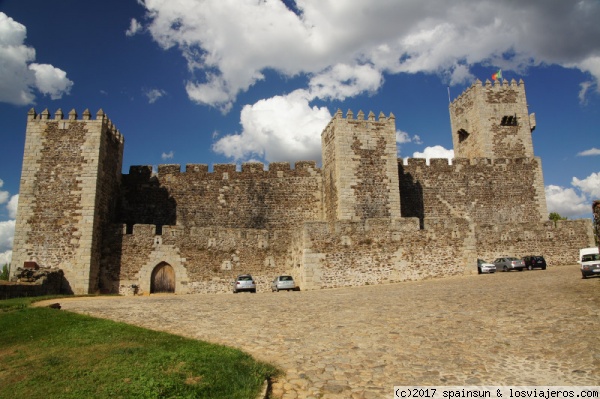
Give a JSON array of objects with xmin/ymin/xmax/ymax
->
[
  {"xmin": 280, "ymin": 276, "xmax": 292, "ymax": 281},
  {"xmin": 582, "ymin": 254, "xmax": 600, "ymax": 262}
]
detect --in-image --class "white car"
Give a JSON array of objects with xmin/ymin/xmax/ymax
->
[
  {"xmin": 477, "ymin": 259, "xmax": 496, "ymax": 274},
  {"xmin": 271, "ymin": 275, "xmax": 296, "ymax": 292}
]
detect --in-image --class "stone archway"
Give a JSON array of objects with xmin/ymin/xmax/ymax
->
[{"xmin": 150, "ymin": 262, "xmax": 175, "ymax": 293}]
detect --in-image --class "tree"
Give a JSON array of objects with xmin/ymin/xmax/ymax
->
[
  {"xmin": 0, "ymin": 263, "xmax": 9, "ymax": 281},
  {"xmin": 549, "ymin": 212, "xmax": 567, "ymax": 227}
]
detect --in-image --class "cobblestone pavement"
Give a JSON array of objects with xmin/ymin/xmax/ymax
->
[{"xmin": 50, "ymin": 266, "xmax": 600, "ymax": 398}]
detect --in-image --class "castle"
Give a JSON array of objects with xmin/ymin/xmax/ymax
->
[{"xmin": 10, "ymin": 79, "xmax": 595, "ymax": 295}]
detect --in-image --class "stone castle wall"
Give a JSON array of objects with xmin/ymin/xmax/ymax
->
[
  {"xmin": 119, "ymin": 161, "xmax": 322, "ymax": 230},
  {"xmin": 399, "ymin": 156, "xmax": 547, "ymax": 226},
  {"xmin": 100, "ymin": 223, "xmax": 297, "ymax": 294}
]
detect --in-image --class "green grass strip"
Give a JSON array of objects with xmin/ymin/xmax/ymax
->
[{"xmin": 0, "ymin": 297, "xmax": 279, "ymax": 399}]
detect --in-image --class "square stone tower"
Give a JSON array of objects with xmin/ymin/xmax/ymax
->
[
  {"xmin": 449, "ymin": 79, "xmax": 537, "ymax": 159},
  {"xmin": 11, "ymin": 108, "xmax": 124, "ymax": 294},
  {"xmin": 321, "ymin": 109, "xmax": 401, "ymax": 224}
]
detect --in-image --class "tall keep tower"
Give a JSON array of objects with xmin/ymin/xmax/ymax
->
[
  {"xmin": 321, "ymin": 109, "xmax": 401, "ymax": 224},
  {"xmin": 449, "ymin": 78, "xmax": 547, "ymax": 222},
  {"xmin": 11, "ymin": 109, "xmax": 124, "ymax": 294},
  {"xmin": 449, "ymin": 79, "xmax": 537, "ymax": 159}
]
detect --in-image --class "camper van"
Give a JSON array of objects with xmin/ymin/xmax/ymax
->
[{"xmin": 579, "ymin": 247, "xmax": 600, "ymax": 279}]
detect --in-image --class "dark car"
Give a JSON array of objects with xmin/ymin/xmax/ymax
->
[{"xmin": 522, "ymin": 255, "xmax": 547, "ymax": 270}]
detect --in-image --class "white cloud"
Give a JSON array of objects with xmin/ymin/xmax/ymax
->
[
  {"xmin": 126, "ymin": 18, "xmax": 142, "ymax": 37},
  {"xmin": 545, "ymin": 170, "xmax": 600, "ymax": 218},
  {"xmin": 0, "ymin": 12, "xmax": 73, "ymax": 105},
  {"xmin": 396, "ymin": 130, "xmax": 422, "ymax": 145},
  {"xmin": 0, "ymin": 250, "xmax": 11, "ymax": 266},
  {"xmin": 572, "ymin": 172, "xmax": 600, "ymax": 199},
  {"xmin": 8, "ymin": 194, "xmax": 18, "ymax": 219},
  {"xmin": 212, "ymin": 89, "xmax": 331, "ymax": 162},
  {"xmin": 545, "ymin": 185, "xmax": 590, "ymax": 218},
  {"xmin": 161, "ymin": 151, "xmax": 174, "ymax": 160},
  {"xmin": 139, "ymin": 0, "xmax": 600, "ymax": 110},
  {"xmin": 412, "ymin": 145, "xmax": 455, "ymax": 164},
  {"xmin": 577, "ymin": 147, "xmax": 600, "ymax": 156},
  {"xmin": 28, "ymin": 63, "xmax": 73, "ymax": 100},
  {"xmin": 0, "ymin": 219, "xmax": 15, "ymax": 255},
  {"xmin": 145, "ymin": 88, "xmax": 167, "ymax": 103}
]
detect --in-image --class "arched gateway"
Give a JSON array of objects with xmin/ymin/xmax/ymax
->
[{"xmin": 150, "ymin": 262, "xmax": 175, "ymax": 293}]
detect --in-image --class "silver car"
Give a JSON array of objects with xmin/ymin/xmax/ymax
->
[
  {"xmin": 233, "ymin": 274, "xmax": 256, "ymax": 293},
  {"xmin": 271, "ymin": 275, "xmax": 296, "ymax": 292},
  {"xmin": 493, "ymin": 257, "xmax": 525, "ymax": 272},
  {"xmin": 477, "ymin": 259, "xmax": 496, "ymax": 274}
]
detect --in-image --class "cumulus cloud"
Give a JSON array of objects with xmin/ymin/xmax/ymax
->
[
  {"xmin": 212, "ymin": 89, "xmax": 331, "ymax": 162},
  {"xmin": 577, "ymin": 147, "xmax": 600, "ymax": 156},
  {"xmin": 0, "ymin": 219, "xmax": 15, "ymax": 259},
  {"xmin": 572, "ymin": 172, "xmax": 600, "ymax": 199},
  {"xmin": 545, "ymin": 185, "xmax": 590, "ymax": 218},
  {"xmin": 136, "ymin": 1, "xmax": 600, "ymax": 160},
  {"xmin": 0, "ymin": 12, "xmax": 73, "ymax": 105},
  {"xmin": 412, "ymin": 145, "xmax": 455, "ymax": 164},
  {"xmin": 545, "ymin": 171, "xmax": 600, "ymax": 218},
  {"xmin": 139, "ymin": 0, "xmax": 600, "ymax": 109},
  {"xmin": 28, "ymin": 63, "xmax": 73, "ymax": 100},
  {"xmin": 161, "ymin": 151, "xmax": 174, "ymax": 160}
]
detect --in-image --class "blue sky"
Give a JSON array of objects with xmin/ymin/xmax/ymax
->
[{"xmin": 1, "ymin": 0, "xmax": 599, "ymax": 264}]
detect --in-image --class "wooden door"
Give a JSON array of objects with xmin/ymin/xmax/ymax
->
[{"xmin": 151, "ymin": 263, "xmax": 175, "ymax": 293}]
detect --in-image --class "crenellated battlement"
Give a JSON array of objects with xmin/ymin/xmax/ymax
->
[
  {"xmin": 451, "ymin": 78, "xmax": 526, "ymax": 108},
  {"xmin": 323, "ymin": 108, "xmax": 396, "ymax": 132},
  {"xmin": 27, "ymin": 108, "xmax": 124, "ymax": 144},
  {"xmin": 125, "ymin": 160, "xmax": 320, "ymax": 180},
  {"xmin": 400, "ymin": 156, "xmax": 537, "ymax": 167}
]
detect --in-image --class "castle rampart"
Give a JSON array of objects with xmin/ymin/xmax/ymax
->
[{"xmin": 10, "ymin": 81, "xmax": 595, "ymax": 296}]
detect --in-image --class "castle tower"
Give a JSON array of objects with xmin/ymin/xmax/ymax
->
[
  {"xmin": 11, "ymin": 108, "xmax": 124, "ymax": 294},
  {"xmin": 449, "ymin": 79, "xmax": 537, "ymax": 159},
  {"xmin": 321, "ymin": 109, "xmax": 401, "ymax": 224},
  {"xmin": 449, "ymin": 79, "xmax": 548, "ymax": 221}
]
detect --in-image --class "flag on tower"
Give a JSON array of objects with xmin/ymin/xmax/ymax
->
[{"xmin": 492, "ymin": 69, "xmax": 502, "ymax": 81}]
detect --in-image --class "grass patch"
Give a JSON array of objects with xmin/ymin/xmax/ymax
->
[{"xmin": 0, "ymin": 297, "xmax": 280, "ymax": 399}]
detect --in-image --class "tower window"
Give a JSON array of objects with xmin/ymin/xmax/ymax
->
[
  {"xmin": 501, "ymin": 115, "xmax": 518, "ymax": 126},
  {"xmin": 457, "ymin": 128, "xmax": 469, "ymax": 143}
]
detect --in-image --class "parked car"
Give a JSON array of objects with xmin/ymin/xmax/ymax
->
[
  {"xmin": 271, "ymin": 275, "xmax": 297, "ymax": 292},
  {"xmin": 477, "ymin": 259, "xmax": 496, "ymax": 274},
  {"xmin": 579, "ymin": 249, "xmax": 600, "ymax": 279},
  {"xmin": 522, "ymin": 255, "xmax": 547, "ymax": 270},
  {"xmin": 233, "ymin": 274, "xmax": 256, "ymax": 293},
  {"xmin": 493, "ymin": 257, "xmax": 525, "ymax": 272}
]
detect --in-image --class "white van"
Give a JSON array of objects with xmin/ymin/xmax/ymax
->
[{"xmin": 579, "ymin": 247, "xmax": 600, "ymax": 279}]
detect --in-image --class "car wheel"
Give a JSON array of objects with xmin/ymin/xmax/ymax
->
[
  {"xmin": 542, "ymin": 266, "xmax": 546, "ymax": 270},
  {"xmin": 582, "ymin": 273, "xmax": 587, "ymax": 279},
  {"xmin": 252, "ymin": 289, "xmax": 256, "ymax": 293},
  {"xmin": 518, "ymin": 268, "xmax": 523, "ymax": 271},
  {"xmin": 275, "ymin": 287, "xmax": 279, "ymax": 292},
  {"xmin": 503, "ymin": 266, "xmax": 508, "ymax": 272},
  {"xmin": 233, "ymin": 290, "xmax": 238, "ymax": 294},
  {"xmin": 527, "ymin": 265, "xmax": 533, "ymax": 270},
  {"xmin": 478, "ymin": 267, "xmax": 482, "ymax": 274}
]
